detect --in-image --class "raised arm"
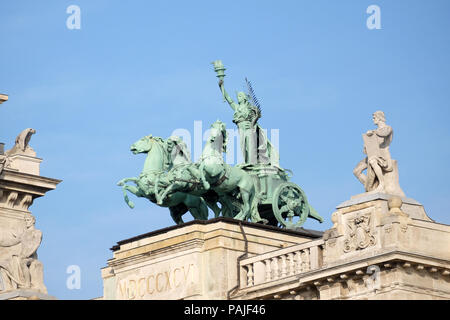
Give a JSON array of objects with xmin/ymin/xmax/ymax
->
[{"xmin": 218, "ymin": 80, "xmax": 237, "ymax": 111}]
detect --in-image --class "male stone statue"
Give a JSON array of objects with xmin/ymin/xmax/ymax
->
[
  {"xmin": 0, "ymin": 214, "xmax": 47, "ymax": 293},
  {"xmin": 353, "ymin": 111, "xmax": 405, "ymax": 197}
]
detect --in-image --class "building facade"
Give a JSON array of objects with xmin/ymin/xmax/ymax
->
[{"xmin": 101, "ymin": 193, "xmax": 450, "ymax": 300}]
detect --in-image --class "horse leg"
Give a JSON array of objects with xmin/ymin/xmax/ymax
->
[
  {"xmin": 239, "ymin": 182, "xmax": 267, "ymax": 224},
  {"xmin": 169, "ymin": 205, "xmax": 186, "ymax": 225},
  {"xmin": 233, "ymin": 192, "xmax": 247, "ymax": 221},
  {"xmin": 219, "ymin": 196, "xmax": 236, "ymax": 218},
  {"xmin": 205, "ymin": 199, "xmax": 221, "ymax": 218},
  {"xmin": 122, "ymin": 185, "xmax": 141, "ymax": 209},
  {"xmin": 184, "ymin": 195, "xmax": 208, "ymax": 220},
  {"xmin": 198, "ymin": 163, "xmax": 210, "ymax": 190},
  {"xmin": 249, "ymin": 191, "xmax": 267, "ymax": 224},
  {"xmin": 117, "ymin": 177, "xmax": 138, "ymax": 186},
  {"xmin": 239, "ymin": 190, "xmax": 253, "ymax": 221},
  {"xmin": 153, "ymin": 175, "xmax": 161, "ymax": 201},
  {"xmin": 157, "ymin": 184, "xmax": 177, "ymax": 205}
]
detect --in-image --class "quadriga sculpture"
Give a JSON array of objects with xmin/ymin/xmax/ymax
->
[{"xmin": 117, "ymin": 60, "xmax": 324, "ymax": 229}]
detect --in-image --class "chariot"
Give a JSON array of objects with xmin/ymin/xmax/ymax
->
[{"xmin": 238, "ymin": 164, "xmax": 323, "ymax": 229}]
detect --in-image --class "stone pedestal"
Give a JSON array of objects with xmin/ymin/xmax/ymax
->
[
  {"xmin": 101, "ymin": 218, "xmax": 322, "ymax": 300},
  {"xmin": 335, "ymin": 192, "xmax": 432, "ymax": 221},
  {"xmin": 5, "ymin": 154, "xmax": 42, "ymax": 176}
]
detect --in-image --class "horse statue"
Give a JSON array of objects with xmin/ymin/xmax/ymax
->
[
  {"xmin": 154, "ymin": 136, "xmax": 239, "ymax": 219},
  {"xmin": 117, "ymin": 135, "xmax": 209, "ymax": 224},
  {"xmin": 197, "ymin": 120, "xmax": 267, "ymax": 223}
]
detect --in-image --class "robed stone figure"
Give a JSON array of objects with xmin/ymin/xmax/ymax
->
[
  {"xmin": 0, "ymin": 215, "xmax": 47, "ymax": 293},
  {"xmin": 217, "ymin": 78, "xmax": 279, "ymax": 168},
  {"xmin": 353, "ymin": 111, "xmax": 405, "ymax": 197}
]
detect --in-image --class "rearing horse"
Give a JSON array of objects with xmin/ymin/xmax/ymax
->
[{"xmin": 117, "ymin": 135, "xmax": 208, "ymax": 224}]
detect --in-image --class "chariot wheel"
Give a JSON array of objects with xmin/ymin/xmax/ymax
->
[{"xmin": 272, "ymin": 182, "xmax": 310, "ymax": 229}]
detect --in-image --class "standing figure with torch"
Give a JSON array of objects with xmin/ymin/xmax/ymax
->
[{"xmin": 212, "ymin": 60, "xmax": 276, "ymax": 167}]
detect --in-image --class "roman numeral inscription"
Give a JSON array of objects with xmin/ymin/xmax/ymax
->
[{"xmin": 117, "ymin": 263, "xmax": 196, "ymax": 299}]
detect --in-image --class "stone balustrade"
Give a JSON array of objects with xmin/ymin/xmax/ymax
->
[{"xmin": 239, "ymin": 239, "xmax": 324, "ymax": 289}]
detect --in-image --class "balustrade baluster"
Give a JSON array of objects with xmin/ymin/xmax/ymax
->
[
  {"xmin": 287, "ymin": 253, "xmax": 295, "ymax": 275},
  {"xmin": 302, "ymin": 249, "xmax": 310, "ymax": 272},
  {"xmin": 272, "ymin": 257, "xmax": 279, "ymax": 280},
  {"xmin": 295, "ymin": 251, "xmax": 302, "ymax": 274},
  {"xmin": 264, "ymin": 259, "xmax": 272, "ymax": 282},
  {"xmin": 246, "ymin": 264, "xmax": 254, "ymax": 287},
  {"xmin": 281, "ymin": 255, "xmax": 287, "ymax": 277}
]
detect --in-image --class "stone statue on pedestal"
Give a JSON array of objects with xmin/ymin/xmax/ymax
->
[
  {"xmin": 5, "ymin": 128, "xmax": 37, "ymax": 157},
  {"xmin": 353, "ymin": 111, "xmax": 405, "ymax": 197},
  {"xmin": 1, "ymin": 128, "xmax": 40, "ymax": 175}
]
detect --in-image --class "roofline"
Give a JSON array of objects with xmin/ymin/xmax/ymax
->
[{"xmin": 111, "ymin": 217, "xmax": 324, "ymax": 251}]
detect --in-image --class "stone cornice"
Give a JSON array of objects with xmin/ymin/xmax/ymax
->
[
  {"xmin": 0, "ymin": 169, "xmax": 61, "ymax": 198},
  {"xmin": 111, "ymin": 217, "xmax": 323, "ymax": 251}
]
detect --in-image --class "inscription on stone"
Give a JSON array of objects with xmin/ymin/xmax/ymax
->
[{"xmin": 117, "ymin": 263, "xmax": 198, "ymax": 300}]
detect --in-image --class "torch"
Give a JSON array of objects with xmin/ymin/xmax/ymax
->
[
  {"xmin": 212, "ymin": 60, "xmax": 226, "ymax": 101},
  {"xmin": 212, "ymin": 60, "xmax": 226, "ymax": 81}
]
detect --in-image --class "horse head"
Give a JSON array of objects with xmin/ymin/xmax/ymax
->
[
  {"xmin": 165, "ymin": 136, "xmax": 191, "ymax": 166},
  {"xmin": 209, "ymin": 120, "xmax": 227, "ymax": 154},
  {"xmin": 129, "ymin": 135, "xmax": 168, "ymax": 174},
  {"xmin": 130, "ymin": 135, "xmax": 165, "ymax": 155}
]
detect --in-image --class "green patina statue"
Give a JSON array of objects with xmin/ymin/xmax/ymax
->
[
  {"xmin": 213, "ymin": 60, "xmax": 279, "ymax": 168},
  {"xmin": 117, "ymin": 61, "xmax": 324, "ymax": 229}
]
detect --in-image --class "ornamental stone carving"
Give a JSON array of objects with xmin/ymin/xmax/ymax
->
[
  {"xmin": 343, "ymin": 214, "xmax": 376, "ymax": 253},
  {"xmin": 5, "ymin": 128, "xmax": 37, "ymax": 157}
]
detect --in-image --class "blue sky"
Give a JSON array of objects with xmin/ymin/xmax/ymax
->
[{"xmin": 1, "ymin": 0, "xmax": 449, "ymax": 299}]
